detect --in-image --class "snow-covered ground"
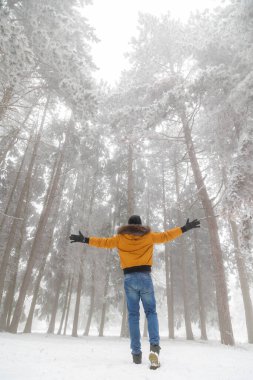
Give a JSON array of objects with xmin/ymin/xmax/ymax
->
[{"xmin": 0, "ymin": 333, "xmax": 252, "ymax": 380}]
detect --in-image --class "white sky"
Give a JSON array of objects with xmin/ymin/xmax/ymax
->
[{"xmin": 84, "ymin": 0, "xmax": 222, "ymax": 84}]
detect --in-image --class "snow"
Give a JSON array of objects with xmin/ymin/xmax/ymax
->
[{"xmin": 0, "ymin": 333, "xmax": 253, "ymax": 380}]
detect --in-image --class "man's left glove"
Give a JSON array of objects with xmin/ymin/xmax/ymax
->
[
  {"xmin": 181, "ymin": 218, "xmax": 200, "ymax": 233},
  {"xmin": 69, "ymin": 230, "xmax": 89, "ymax": 244}
]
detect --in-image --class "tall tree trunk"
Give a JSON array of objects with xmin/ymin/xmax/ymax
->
[
  {"xmin": 98, "ymin": 261, "xmax": 110, "ymax": 337},
  {"xmin": 120, "ymin": 296, "xmax": 128, "ymax": 337},
  {"xmin": 23, "ymin": 255, "xmax": 47, "ymax": 333},
  {"xmin": 55, "ymin": 213, "xmax": 77, "ymax": 336},
  {"xmin": 0, "ymin": 191, "xmax": 29, "ymax": 330},
  {"xmin": 0, "ymin": 86, "xmax": 13, "ymax": 120},
  {"xmin": 72, "ymin": 266, "xmax": 83, "ymax": 337},
  {"xmin": 72, "ymin": 165, "xmax": 97, "ymax": 337},
  {"xmin": 47, "ymin": 169, "xmax": 73, "ymax": 334},
  {"xmin": 23, "ymin": 158, "xmax": 62, "ymax": 333},
  {"xmin": 0, "ymin": 185, "xmax": 30, "ymax": 330},
  {"xmin": 98, "ymin": 178, "xmax": 122, "ymax": 336},
  {"xmin": 47, "ymin": 272, "xmax": 64, "ymax": 334},
  {"xmin": 230, "ymin": 218, "xmax": 253, "ymax": 343},
  {"xmin": 0, "ymin": 104, "xmax": 34, "ymax": 167},
  {"xmin": 143, "ymin": 175, "xmax": 150, "ymax": 338},
  {"xmin": 98, "ymin": 204, "xmax": 118, "ymax": 337},
  {"xmin": 63, "ymin": 277, "xmax": 74, "ymax": 335},
  {"xmin": 181, "ymin": 111, "xmax": 234, "ymax": 345},
  {"xmin": 164, "ymin": 245, "xmax": 175, "ymax": 339},
  {"xmin": 162, "ymin": 163, "xmax": 175, "ymax": 339},
  {"xmin": 193, "ymin": 230, "xmax": 208, "ymax": 340},
  {"xmin": 57, "ymin": 276, "xmax": 72, "ymax": 335},
  {"xmin": 0, "ymin": 132, "xmax": 18, "ymax": 168},
  {"xmin": 167, "ymin": 252, "xmax": 175, "ymax": 339},
  {"xmin": 175, "ymin": 162, "xmax": 194, "ymax": 340},
  {"xmin": 8, "ymin": 119, "xmax": 68, "ymax": 333},
  {"xmin": 84, "ymin": 263, "xmax": 96, "ymax": 336},
  {"xmin": 0, "ymin": 98, "xmax": 50, "ymax": 306},
  {"xmin": 0, "ymin": 131, "xmax": 32, "ymax": 233},
  {"xmin": 181, "ymin": 241, "xmax": 194, "ymax": 340},
  {"xmin": 0, "ymin": 133, "xmax": 38, "ymax": 305},
  {"xmin": 121, "ymin": 142, "xmax": 135, "ymax": 338},
  {"xmin": 221, "ymin": 167, "xmax": 253, "ymax": 343},
  {"xmin": 127, "ymin": 142, "xmax": 134, "ymax": 216}
]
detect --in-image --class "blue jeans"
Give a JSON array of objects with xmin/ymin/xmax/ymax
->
[{"xmin": 124, "ymin": 272, "xmax": 160, "ymax": 354}]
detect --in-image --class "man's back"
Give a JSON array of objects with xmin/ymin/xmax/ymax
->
[{"xmin": 89, "ymin": 224, "xmax": 182, "ymax": 269}]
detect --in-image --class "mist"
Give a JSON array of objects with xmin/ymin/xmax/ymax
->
[{"xmin": 0, "ymin": 0, "xmax": 253, "ymax": 379}]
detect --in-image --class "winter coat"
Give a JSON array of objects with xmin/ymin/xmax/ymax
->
[{"xmin": 88, "ymin": 225, "xmax": 182, "ymax": 269}]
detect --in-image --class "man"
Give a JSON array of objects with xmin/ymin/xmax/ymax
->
[{"xmin": 70, "ymin": 215, "xmax": 200, "ymax": 370}]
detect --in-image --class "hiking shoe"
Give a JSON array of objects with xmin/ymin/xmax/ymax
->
[
  {"xmin": 149, "ymin": 345, "xmax": 161, "ymax": 370},
  {"xmin": 132, "ymin": 352, "xmax": 142, "ymax": 364}
]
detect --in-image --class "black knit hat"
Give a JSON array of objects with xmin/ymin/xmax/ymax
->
[{"xmin": 128, "ymin": 215, "xmax": 142, "ymax": 225}]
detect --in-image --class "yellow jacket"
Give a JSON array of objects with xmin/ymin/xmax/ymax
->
[{"xmin": 89, "ymin": 225, "xmax": 182, "ymax": 269}]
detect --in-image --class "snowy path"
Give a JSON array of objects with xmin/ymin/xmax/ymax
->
[{"xmin": 0, "ymin": 333, "xmax": 252, "ymax": 380}]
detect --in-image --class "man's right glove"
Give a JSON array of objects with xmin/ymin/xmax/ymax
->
[{"xmin": 181, "ymin": 218, "xmax": 200, "ymax": 233}]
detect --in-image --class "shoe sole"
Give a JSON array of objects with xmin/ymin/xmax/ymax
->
[
  {"xmin": 149, "ymin": 352, "xmax": 160, "ymax": 370},
  {"xmin": 132, "ymin": 354, "xmax": 142, "ymax": 364}
]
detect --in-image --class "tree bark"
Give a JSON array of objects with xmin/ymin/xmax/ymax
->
[
  {"xmin": 84, "ymin": 263, "xmax": 95, "ymax": 336},
  {"xmin": 230, "ymin": 218, "xmax": 253, "ymax": 343},
  {"xmin": 121, "ymin": 142, "xmax": 135, "ymax": 338},
  {"xmin": 0, "ymin": 131, "xmax": 31, "ymax": 233},
  {"xmin": 23, "ymin": 255, "xmax": 47, "ymax": 333},
  {"xmin": 0, "ymin": 104, "xmax": 34, "ymax": 167},
  {"xmin": 221, "ymin": 167, "xmax": 253, "ymax": 343},
  {"xmin": 72, "ymin": 267, "xmax": 83, "ymax": 337},
  {"xmin": 181, "ymin": 111, "xmax": 234, "ymax": 345},
  {"xmin": 55, "ymin": 206, "xmax": 78, "ymax": 336},
  {"xmin": 23, "ymin": 158, "xmax": 63, "ymax": 333},
  {"xmin": 0, "ymin": 131, "xmax": 39, "ymax": 306},
  {"xmin": 98, "ymin": 203, "xmax": 118, "ymax": 338},
  {"xmin": 120, "ymin": 296, "xmax": 128, "ymax": 337},
  {"xmin": 47, "ymin": 272, "xmax": 64, "ymax": 334},
  {"xmin": 98, "ymin": 264, "xmax": 109, "ymax": 337},
  {"xmin": 143, "ymin": 174, "xmax": 150, "ymax": 338},
  {"xmin": 174, "ymin": 161, "xmax": 194, "ymax": 340},
  {"xmin": 164, "ymin": 247, "xmax": 175, "ymax": 338},
  {"xmin": 0, "ymin": 131, "xmax": 18, "ymax": 167},
  {"xmin": 162, "ymin": 163, "xmax": 175, "ymax": 338},
  {"xmin": 63, "ymin": 277, "xmax": 74, "ymax": 335},
  {"xmin": 193, "ymin": 229, "xmax": 208, "ymax": 340},
  {"xmin": 127, "ymin": 142, "xmax": 134, "ymax": 216},
  {"xmin": 0, "ymin": 98, "xmax": 50, "ymax": 307},
  {"xmin": 72, "ymin": 165, "xmax": 97, "ymax": 337},
  {"xmin": 8, "ymin": 118, "xmax": 68, "ymax": 333},
  {"xmin": 47, "ymin": 169, "xmax": 74, "ymax": 334},
  {"xmin": 0, "ymin": 86, "xmax": 13, "ymax": 120},
  {"xmin": 57, "ymin": 276, "xmax": 72, "ymax": 335},
  {"xmin": 0, "ymin": 185, "xmax": 30, "ymax": 330}
]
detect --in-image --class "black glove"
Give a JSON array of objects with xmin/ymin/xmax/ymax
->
[
  {"xmin": 181, "ymin": 218, "xmax": 200, "ymax": 233},
  {"xmin": 69, "ymin": 231, "xmax": 89, "ymax": 244}
]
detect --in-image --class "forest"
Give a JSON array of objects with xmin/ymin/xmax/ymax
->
[{"xmin": 0, "ymin": 0, "xmax": 252, "ymax": 352}]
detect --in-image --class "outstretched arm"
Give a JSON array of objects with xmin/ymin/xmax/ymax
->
[
  {"xmin": 88, "ymin": 235, "xmax": 118, "ymax": 249},
  {"xmin": 151, "ymin": 226, "xmax": 183, "ymax": 244},
  {"xmin": 151, "ymin": 218, "xmax": 200, "ymax": 244},
  {"xmin": 69, "ymin": 231, "xmax": 118, "ymax": 249}
]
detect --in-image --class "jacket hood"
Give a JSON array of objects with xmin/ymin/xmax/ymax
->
[{"xmin": 117, "ymin": 224, "xmax": 151, "ymax": 236}]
